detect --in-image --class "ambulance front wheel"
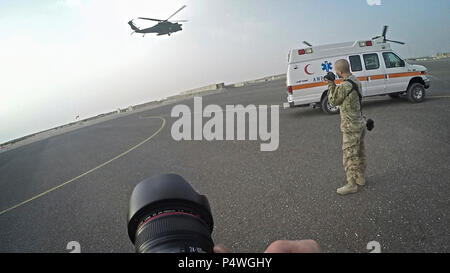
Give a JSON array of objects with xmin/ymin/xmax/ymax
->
[
  {"xmin": 407, "ymin": 83, "xmax": 426, "ymax": 103},
  {"xmin": 321, "ymin": 95, "xmax": 340, "ymax": 115}
]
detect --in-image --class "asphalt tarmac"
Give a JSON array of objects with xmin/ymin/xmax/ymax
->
[{"xmin": 0, "ymin": 59, "xmax": 449, "ymax": 253}]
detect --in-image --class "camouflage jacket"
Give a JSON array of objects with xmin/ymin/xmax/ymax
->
[{"xmin": 327, "ymin": 74, "xmax": 364, "ymax": 133}]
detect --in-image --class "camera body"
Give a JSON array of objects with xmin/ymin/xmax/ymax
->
[{"xmin": 324, "ymin": 71, "xmax": 336, "ymax": 82}]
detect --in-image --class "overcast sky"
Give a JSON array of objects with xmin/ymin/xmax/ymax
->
[{"xmin": 1, "ymin": 0, "xmax": 449, "ymax": 143}]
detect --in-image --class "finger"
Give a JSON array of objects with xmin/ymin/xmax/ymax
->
[
  {"xmin": 264, "ymin": 240, "xmax": 321, "ymax": 253},
  {"xmin": 213, "ymin": 243, "xmax": 231, "ymax": 253}
]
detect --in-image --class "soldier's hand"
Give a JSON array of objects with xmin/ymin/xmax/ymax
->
[
  {"xmin": 213, "ymin": 243, "xmax": 230, "ymax": 253},
  {"xmin": 213, "ymin": 240, "xmax": 321, "ymax": 253},
  {"xmin": 264, "ymin": 240, "xmax": 321, "ymax": 253}
]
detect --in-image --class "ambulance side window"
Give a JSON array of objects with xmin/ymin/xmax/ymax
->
[
  {"xmin": 349, "ymin": 55, "xmax": 362, "ymax": 72},
  {"xmin": 382, "ymin": 52, "xmax": 405, "ymax": 68},
  {"xmin": 363, "ymin": 53, "xmax": 380, "ymax": 70}
]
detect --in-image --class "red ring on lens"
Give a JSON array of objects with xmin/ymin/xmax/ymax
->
[{"xmin": 137, "ymin": 211, "xmax": 200, "ymax": 230}]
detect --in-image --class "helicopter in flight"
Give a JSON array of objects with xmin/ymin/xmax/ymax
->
[{"xmin": 128, "ymin": 5, "xmax": 188, "ymax": 37}]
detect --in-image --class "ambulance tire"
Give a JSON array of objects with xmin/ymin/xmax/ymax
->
[
  {"xmin": 321, "ymin": 95, "xmax": 340, "ymax": 115},
  {"xmin": 407, "ymin": 83, "xmax": 425, "ymax": 103}
]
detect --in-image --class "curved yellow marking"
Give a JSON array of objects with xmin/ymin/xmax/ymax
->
[{"xmin": 0, "ymin": 116, "xmax": 166, "ymax": 216}]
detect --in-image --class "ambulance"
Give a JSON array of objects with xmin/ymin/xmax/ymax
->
[{"xmin": 285, "ymin": 27, "xmax": 431, "ymax": 114}]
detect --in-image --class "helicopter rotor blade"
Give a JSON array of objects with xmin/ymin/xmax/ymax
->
[
  {"xmin": 385, "ymin": 39, "xmax": 405, "ymax": 45},
  {"xmin": 382, "ymin": 25, "xmax": 388, "ymax": 38},
  {"xmin": 138, "ymin": 17, "xmax": 163, "ymax": 22},
  {"xmin": 165, "ymin": 5, "xmax": 187, "ymax": 21},
  {"xmin": 170, "ymin": 20, "xmax": 188, "ymax": 23}
]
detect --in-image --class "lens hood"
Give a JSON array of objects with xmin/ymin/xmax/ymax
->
[{"xmin": 127, "ymin": 174, "xmax": 214, "ymax": 243}]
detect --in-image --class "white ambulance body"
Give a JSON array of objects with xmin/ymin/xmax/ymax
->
[{"xmin": 285, "ymin": 37, "xmax": 431, "ymax": 114}]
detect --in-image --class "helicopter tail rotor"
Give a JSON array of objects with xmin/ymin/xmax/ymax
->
[{"xmin": 128, "ymin": 20, "xmax": 140, "ymax": 31}]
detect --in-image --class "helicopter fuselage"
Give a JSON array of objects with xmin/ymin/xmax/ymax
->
[{"xmin": 136, "ymin": 21, "xmax": 182, "ymax": 36}]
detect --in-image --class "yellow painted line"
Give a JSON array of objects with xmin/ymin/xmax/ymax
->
[{"xmin": 0, "ymin": 116, "xmax": 166, "ymax": 216}]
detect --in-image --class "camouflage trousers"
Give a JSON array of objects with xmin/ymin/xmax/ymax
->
[{"xmin": 342, "ymin": 128, "xmax": 366, "ymax": 185}]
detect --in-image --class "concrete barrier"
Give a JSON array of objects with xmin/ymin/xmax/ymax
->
[
  {"xmin": 231, "ymin": 74, "xmax": 286, "ymax": 87},
  {"xmin": 180, "ymin": 83, "xmax": 225, "ymax": 95}
]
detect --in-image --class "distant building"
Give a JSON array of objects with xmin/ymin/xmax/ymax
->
[
  {"xmin": 406, "ymin": 56, "xmax": 433, "ymax": 61},
  {"xmin": 116, "ymin": 106, "xmax": 134, "ymax": 114},
  {"xmin": 436, "ymin": 52, "xmax": 450, "ymax": 59}
]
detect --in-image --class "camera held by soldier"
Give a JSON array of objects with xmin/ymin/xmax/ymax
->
[{"xmin": 324, "ymin": 71, "xmax": 336, "ymax": 82}]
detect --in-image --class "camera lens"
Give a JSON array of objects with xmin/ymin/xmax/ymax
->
[{"xmin": 127, "ymin": 174, "xmax": 214, "ymax": 253}]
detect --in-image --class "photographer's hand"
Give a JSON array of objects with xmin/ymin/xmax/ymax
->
[
  {"xmin": 213, "ymin": 240, "xmax": 321, "ymax": 253},
  {"xmin": 213, "ymin": 243, "xmax": 231, "ymax": 253},
  {"xmin": 264, "ymin": 240, "xmax": 321, "ymax": 253}
]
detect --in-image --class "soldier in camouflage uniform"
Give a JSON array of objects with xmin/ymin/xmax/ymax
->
[{"xmin": 325, "ymin": 59, "xmax": 366, "ymax": 195}]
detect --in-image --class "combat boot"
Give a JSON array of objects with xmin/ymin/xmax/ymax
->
[
  {"xmin": 356, "ymin": 176, "xmax": 365, "ymax": 186},
  {"xmin": 337, "ymin": 183, "xmax": 357, "ymax": 195}
]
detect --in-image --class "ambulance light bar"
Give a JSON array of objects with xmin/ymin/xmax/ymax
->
[
  {"xmin": 359, "ymin": 41, "xmax": 373, "ymax": 47},
  {"xmin": 298, "ymin": 48, "xmax": 313, "ymax": 55}
]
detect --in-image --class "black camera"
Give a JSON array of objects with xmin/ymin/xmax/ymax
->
[
  {"xmin": 127, "ymin": 174, "xmax": 214, "ymax": 253},
  {"xmin": 324, "ymin": 71, "xmax": 336, "ymax": 82},
  {"xmin": 366, "ymin": 118, "xmax": 374, "ymax": 131}
]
